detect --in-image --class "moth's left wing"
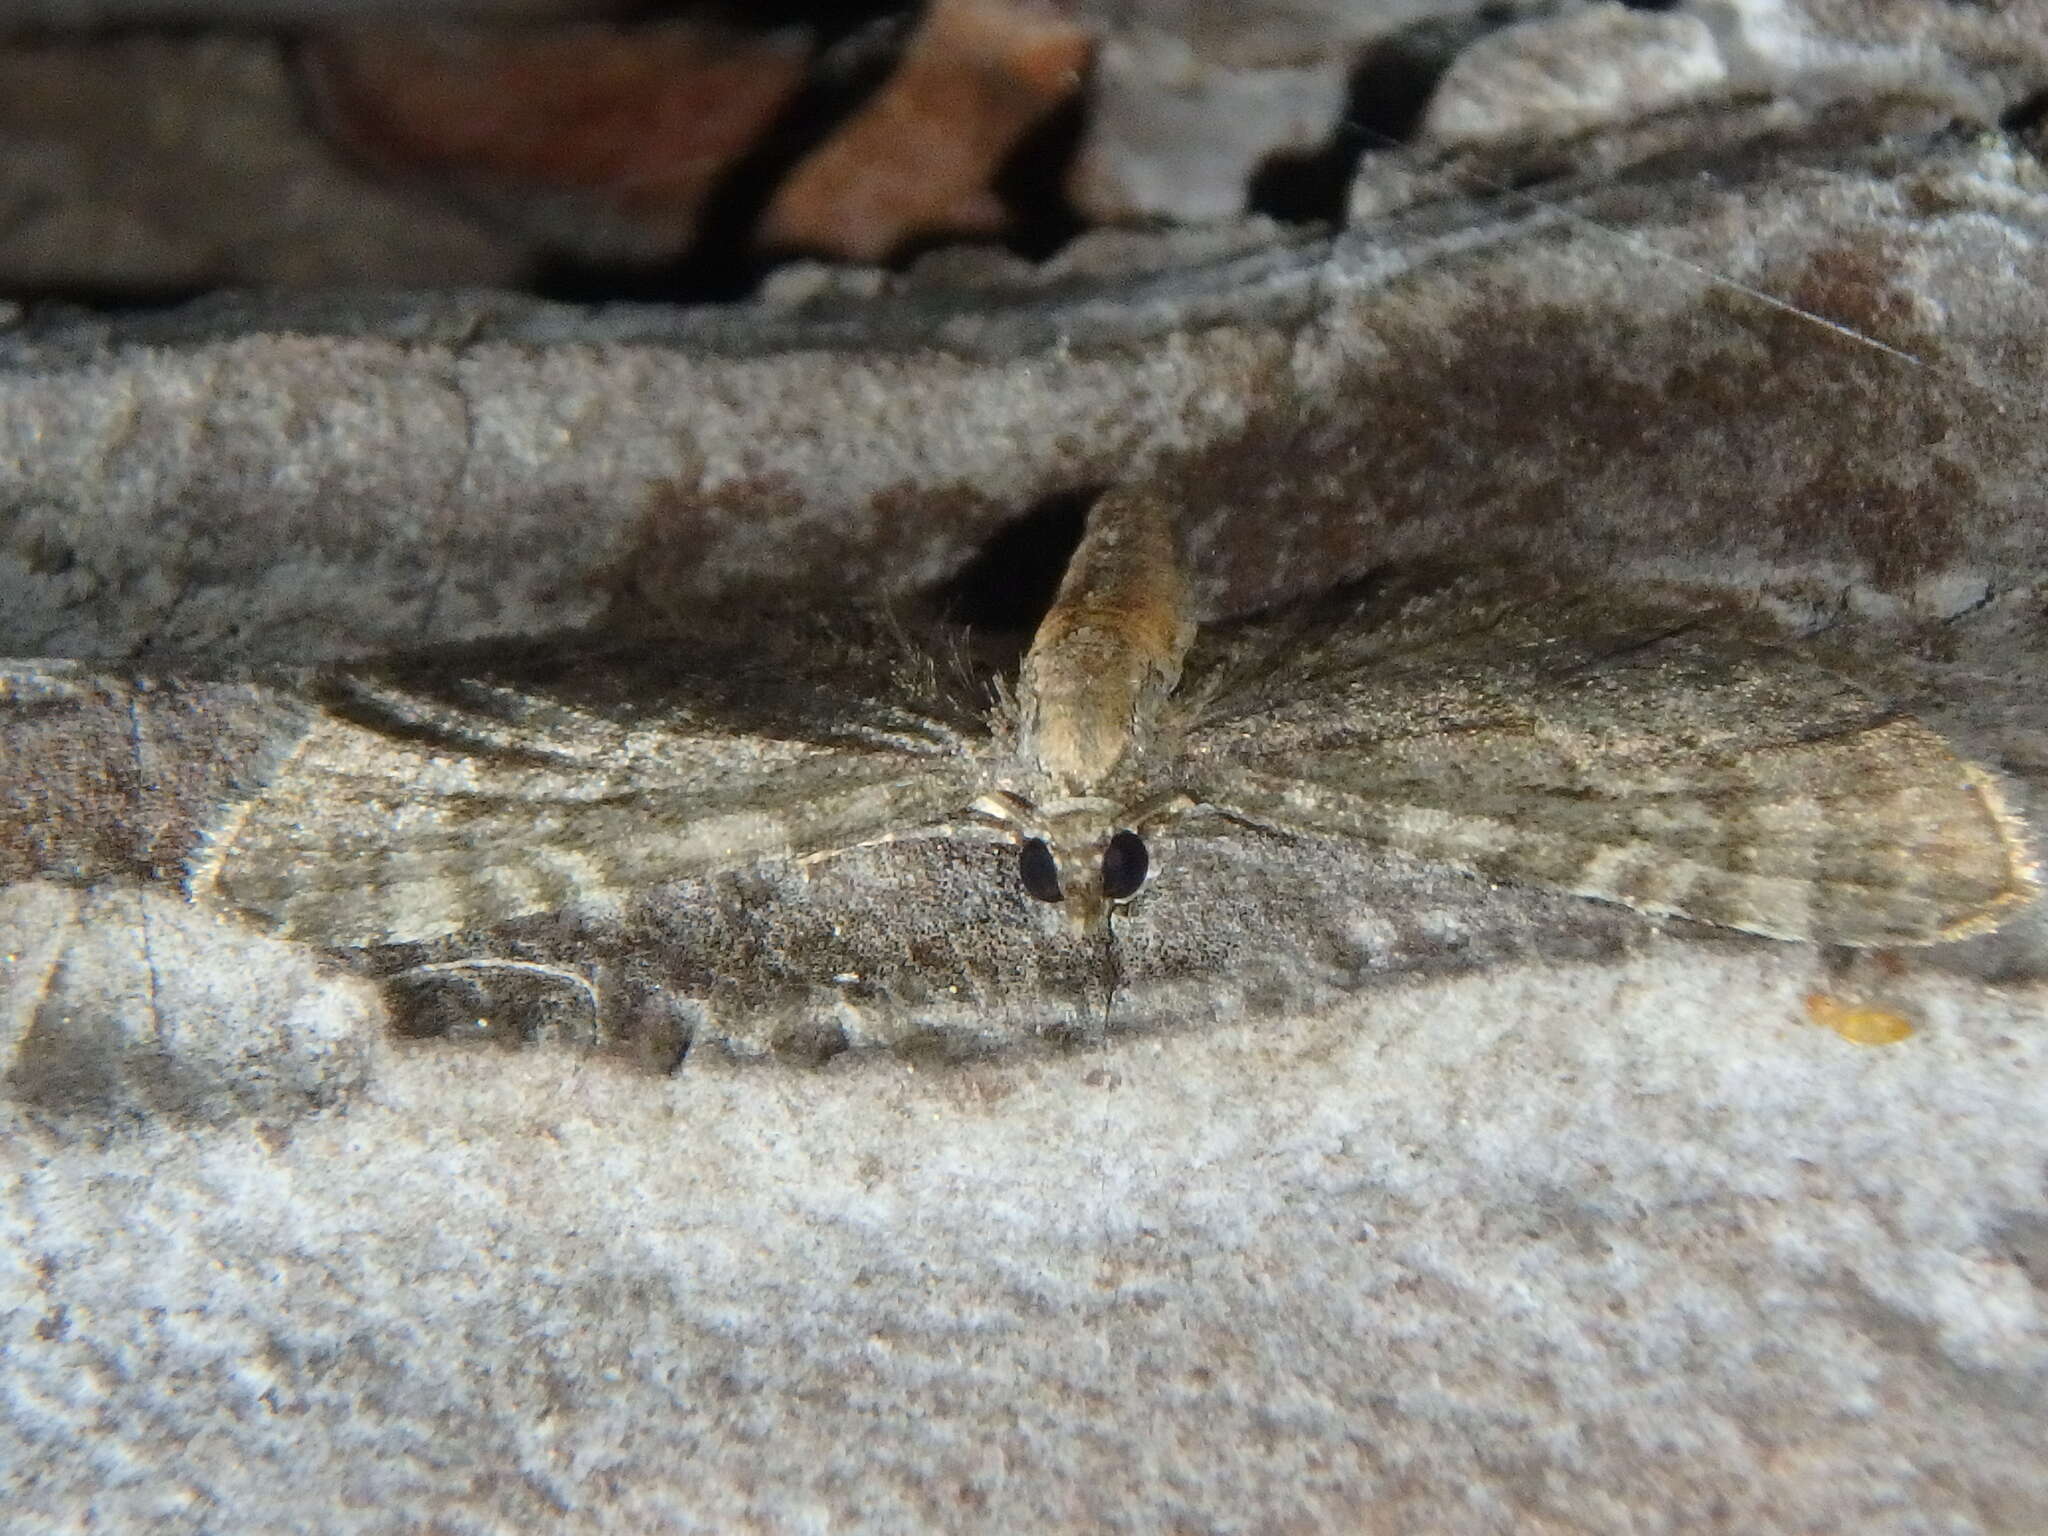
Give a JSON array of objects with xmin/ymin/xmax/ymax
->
[
  {"xmin": 194, "ymin": 626, "xmax": 992, "ymax": 948},
  {"xmin": 1175, "ymin": 581, "xmax": 2036, "ymax": 946}
]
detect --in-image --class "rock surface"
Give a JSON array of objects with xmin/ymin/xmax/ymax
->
[
  {"xmin": 2, "ymin": 7, "xmax": 2047, "ymax": 1532},
  {"xmin": 5, "ymin": 955, "xmax": 2045, "ymax": 1530},
  {"xmin": 8, "ymin": 109, "xmax": 2048, "ymax": 662}
]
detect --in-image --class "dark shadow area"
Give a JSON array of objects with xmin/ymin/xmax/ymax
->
[
  {"xmin": 935, "ymin": 488, "xmax": 1095, "ymax": 632},
  {"xmin": 988, "ymin": 72, "xmax": 1091, "ymax": 262},
  {"xmin": 1248, "ymin": 10, "xmax": 1503, "ymax": 225},
  {"xmin": 1999, "ymin": 85, "xmax": 2048, "ymax": 136},
  {"xmin": 4, "ymin": 281, "xmax": 216, "ymax": 318}
]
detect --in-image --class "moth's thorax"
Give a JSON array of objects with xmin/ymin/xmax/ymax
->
[{"xmin": 1015, "ymin": 484, "xmax": 1195, "ymax": 798}]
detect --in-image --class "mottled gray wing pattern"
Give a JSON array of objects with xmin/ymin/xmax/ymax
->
[
  {"xmin": 193, "ymin": 620, "xmax": 993, "ymax": 948},
  {"xmin": 1175, "ymin": 579, "xmax": 2036, "ymax": 946}
]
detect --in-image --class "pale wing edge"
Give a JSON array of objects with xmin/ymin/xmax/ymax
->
[
  {"xmin": 1192, "ymin": 718, "xmax": 2038, "ymax": 947},
  {"xmin": 194, "ymin": 750, "xmax": 982, "ymax": 948}
]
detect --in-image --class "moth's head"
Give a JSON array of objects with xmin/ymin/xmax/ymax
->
[{"xmin": 975, "ymin": 794, "xmax": 1152, "ymax": 935}]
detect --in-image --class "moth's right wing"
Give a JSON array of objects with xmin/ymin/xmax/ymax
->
[
  {"xmin": 1173, "ymin": 578, "xmax": 2036, "ymax": 947},
  {"xmin": 192, "ymin": 623, "xmax": 993, "ymax": 948}
]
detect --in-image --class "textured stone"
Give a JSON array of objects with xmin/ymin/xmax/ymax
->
[
  {"xmin": 2, "ymin": 953, "xmax": 2044, "ymax": 1530},
  {"xmin": 1420, "ymin": 6, "xmax": 1729, "ymax": 148},
  {"xmin": 5, "ymin": 106, "xmax": 2048, "ymax": 661},
  {"xmin": 0, "ymin": 882, "xmax": 381, "ymax": 1129},
  {"xmin": 1068, "ymin": 29, "xmax": 1350, "ymax": 221}
]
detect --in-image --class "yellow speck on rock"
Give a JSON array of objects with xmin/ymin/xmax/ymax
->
[{"xmin": 1804, "ymin": 992, "xmax": 1916, "ymax": 1046}]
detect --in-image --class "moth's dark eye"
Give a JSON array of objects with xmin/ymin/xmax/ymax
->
[
  {"xmin": 1018, "ymin": 837, "xmax": 1064, "ymax": 902},
  {"xmin": 1101, "ymin": 830, "xmax": 1149, "ymax": 901}
]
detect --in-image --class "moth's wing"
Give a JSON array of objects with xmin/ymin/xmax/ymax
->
[
  {"xmin": 1176, "ymin": 579, "xmax": 2037, "ymax": 946},
  {"xmin": 194, "ymin": 619, "xmax": 993, "ymax": 947}
]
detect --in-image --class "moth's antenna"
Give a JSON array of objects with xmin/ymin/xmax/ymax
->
[
  {"xmin": 1446, "ymin": 150, "xmax": 1933, "ymax": 372},
  {"xmin": 1600, "ymin": 215, "xmax": 1925, "ymax": 370},
  {"xmin": 1335, "ymin": 115, "xmax": 2029, "ymax": 411}
]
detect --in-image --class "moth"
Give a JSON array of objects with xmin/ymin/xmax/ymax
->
[
  {"xmin": 175, "ymin": 483, "xmax": 2032, "ymax": 944},
  {"xmin": 4, "ymin": 484, "xmax": 2037, "ymax": 1059}
]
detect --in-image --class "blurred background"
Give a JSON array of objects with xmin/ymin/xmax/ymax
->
[{"xmin": 11, "ymin": 0, "xmax": 2012, "ymax": 305}]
